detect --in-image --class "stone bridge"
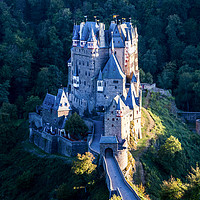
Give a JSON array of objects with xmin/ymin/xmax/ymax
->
[
  {"xmin": 178, "ymin": 111, "xmax": 200, "ymax": 122},
  {"xmin": 88, "ymin": 119, "xmax": 141, "ymax": 200}
]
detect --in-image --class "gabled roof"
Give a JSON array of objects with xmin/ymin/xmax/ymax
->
[
  {"xmin": 102, "ymin": 54, "xmax": 125, "ymax": 79},
  {"xmin": 53, "ymin": 89, "xmax": 63, "ymax": 110},
  {"xmin": 53, "ymin": 89, "xmax": 71, "ymax": 111},
  {"xmin": 125, "ymin": 84, "xmax": 137, "ymax": 109},
  {"xmin": 115, "ymin": 95, "xmax": 127, "ymax": 111},
  {"xmin": 87, "ymin": 28, "xmax": 97, "ymax": 42},
  {"xmin": 42, "ymin": 93, "xmax": 56, "ymax": 110},
  {"xmin": 98, "ymin": 70, "xmax": 103, "ymax": 80}
]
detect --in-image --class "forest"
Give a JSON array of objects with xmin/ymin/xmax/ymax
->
[
  {"xmin": 0, "ymin": 0, "xmax": 200, "ymax": 114},
  {"xmin": 0, "ymin": 0, "xmax": 200, "ymax": 199}
]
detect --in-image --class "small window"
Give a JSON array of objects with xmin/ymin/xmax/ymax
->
[
  {"xmin": 65, "ymin": 103, "xmax": 67, "ymax": 106},
  {"xmin": 79, "ymin": 61, "xmax": 81, "ymax": 65},
  {"xmin": 111, "ymin": 111, "xmax": 113, "ymax": 114},
  {"xmin": 107, "ymin": 118, "xmax": 109, "ymax": 120},
  {"xmin": 113, "ymin": 80, "xmax": 118, "ymax": 84},
  {"xmin": 115, "ymin": 86, "xmax": 117, "ymax": 89},
  {"xmin": 112, "ymin": 118, "xmax": 115, "ymax": 121},
  {"xmin": 60, "ymin": 103, "xmax": 62, "ymax": 107},
  {"xmin": 88, "ymin": 72, "xmax": 90, "ymax": 76},
  {"xmin": 83, "ymin": 61, "xmax": 84, "ymax": 65},
  {"xmin": 112, "ymin": 124, "xmax": 114, "ymax": 127},
  {"xmin": 85, "ymin": 71, "xmax": 87, "ymax": 76},
  {"xmin": 87, "ymin": 62, "xmax": 89, "ymax": 66},
  {"xmin": 84, "ymin": 81, "xmax": 86, "ymax": 85}
]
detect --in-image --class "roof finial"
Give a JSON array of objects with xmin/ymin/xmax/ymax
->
[
  {"xmin": 111, "ymin": 31, "xmax": 114, "ymax": 54},
  {"xmin": 94, "ymin": 16, "xmax": 97, "ymax": 22},
  {"xmin": 84, "ymin": 16, "xmax": 87, "ymax": 22},
  {"xmin": 129, "ymin": 17, "xmax": 132, "ymax": 23}
]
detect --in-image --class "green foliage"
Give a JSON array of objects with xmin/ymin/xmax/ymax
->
[
  {"xmin": 161, "ymin": 177, "xmax": 186, "ymax": 200},
  {"xmin": 185, "ymin": 164, "xmax": 200, "ymax": 199},
  {"xmin": 16, "ymin": 170, "xmax": 35, "ymax": 190},
  {"xmin": 24, "ymin": 96, "xmax": 42, "ymax": 118},
  {"xmin": 65, "ymin": 112, "xmax": 89, "ymax": 138},
  {"xmin": 72, "ymin": 152, "xmax": 96, "ymax": 186},
  {"xmin": 109, "ymin": 194, "xmax": 122, "ymax": 200},
  {"xmin": 141, "ymin": 93, "xmax": 200, "ymax": 199},
  {"xmin": 158, "ymin": 136, "xmax": 182, "ymax": 158}
]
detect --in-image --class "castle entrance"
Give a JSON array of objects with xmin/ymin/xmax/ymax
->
[{"xmin": 105, "ymin": 148, "xmax": 113, "ymax": 158}]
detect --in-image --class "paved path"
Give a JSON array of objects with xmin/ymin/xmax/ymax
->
[
  {"xmin": 106, "ymin": 157, "xmax": 139, "ymax": 200},
  {"xmin": 90, "ymin": 120, "xmax": 103, "ymax": 154}
]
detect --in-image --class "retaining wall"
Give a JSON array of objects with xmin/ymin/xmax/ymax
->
[{"xmin": 30, "ymin": 129, "xmax": 88, "ymax": 157}]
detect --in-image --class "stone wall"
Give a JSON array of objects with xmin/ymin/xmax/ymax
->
[
  {"xmin": 196, "ymin": 119, "xmax": 200, "ymax": 134},
  {"xmin": 31, "ymin": 129, "xmax": 58, "ymax": 153},
  {"xmin": 30, "ymin": 129, "xmax": 88, "ymax": 157},
  {"xmin": 57, "ymin": 136, "xmax": 87, "ymax": 157},
  {"xmin": 29, "ymin": 113, "xmax": 43, "ymax": 128},
  {"xmin": 96, "ymin": 79, "xmax": 126, "ymax": 108},
  {"xmin": 116, "ymin": 149, "xmax": 128, "ymax": 171},
  {"xmin": 178, "ymin": 112, "xmax": 200, "ymax": 122}
]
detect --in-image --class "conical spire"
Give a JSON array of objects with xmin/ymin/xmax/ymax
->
[
  {"xmin": 72, "ymin": 28, "xmax": 79, "ymax": 40},
  {"xmin": 98, "ymin": 70, "xmax": 103, "ymax": 80}
]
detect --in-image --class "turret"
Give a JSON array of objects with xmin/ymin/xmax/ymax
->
[
  {"xmin": 97, "ymin": 70, "xmax": 103, "ymax": 92},
  {"xmin": 72, "ymin": 28, "xmax": 79, "ymax": 47},
  {"xmin": 73, "ymin": 64, "xmax": 79, "ymax": 88},
  {"xmin": 87, "ymin": 28, "xmax": 97, "ymax": 49}
]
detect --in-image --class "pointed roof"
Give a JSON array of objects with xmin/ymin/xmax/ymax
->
[
  {"xmin": 102, "ymin": 54, "xmax": 125, "ymax": 79},
  {"xmin": 72, "ymin": 27, "xmax": 79, "ymax": 40},
  {"xmin": 87, "ymin": 28, "xmax": 97, "ymax": 42},
  {"xmin": 53, "ymin": 89, "xmax": 71, "ymax": 111},
  {"xmin": 98, "ymin": 70, "xmax": 103, "ymax": 80},
  {"xmin": 125, "ymin": 84, "xmax": 137, "ymax": 109},
  {"xmin": 131, "ymin": 73, "xmax": 137, "ymax": 83}
]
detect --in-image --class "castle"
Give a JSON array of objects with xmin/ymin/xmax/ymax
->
[
  {"xmin": 29, "ymin": 19, "xmax": 142, "ymax": 172},
  {"xmin": 68, "ymin": 19, "xmax": 142, "ymax": 170}
]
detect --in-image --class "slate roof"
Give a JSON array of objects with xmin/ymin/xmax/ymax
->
[
  {"xmin": 80, "ymin": 21, "xmax": 99, "ymax": 41},
  {"xmin": 53, "ymin": 89, "xmax": 63, "ymax": 110},
  {"xmin": 42, "ymin": 93, "xmax": 56, "ymax": 110},
  {"xmin": 98, "ymin": 70, "xmax": 103, "ymax": 80},
  {"xmin": 125, "ymin": 84, "xmax": 137, "ymax": 109},
  {"xmin": 102, "ymin": 54, "xmax": 125, "ymax": 79},
  {"xmin": 72, "ymin": 27, "xmax": 79, "ymax": 40},
  {"xmin": 87, "ymin": 28, "xmax": 97, "ymax": 42},
  {"xmin": 99, "ymin": 136, "xmax": 118, "ymax": 144}
]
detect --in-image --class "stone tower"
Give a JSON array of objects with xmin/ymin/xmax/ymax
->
[{"xmin": 68, "ymin": 20, "xmax": 142, "ymax": 170}]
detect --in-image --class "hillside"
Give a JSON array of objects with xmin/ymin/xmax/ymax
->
[
  {"xmin": 137, "ymin": 91, "xmax": 200, "ymax": 199},
  {"xmin": 0, "ymin": 120, "xmax": 109, "ymax": 200}
]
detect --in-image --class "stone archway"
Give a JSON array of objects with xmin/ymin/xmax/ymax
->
[{"xmin": 105, "ymin": 148, "xmax": 113, "ymax": 158}]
